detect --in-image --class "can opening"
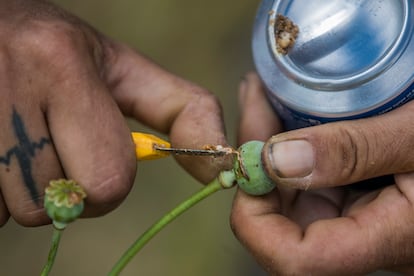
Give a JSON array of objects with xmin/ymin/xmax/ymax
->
[{"xmin": 267, "ymin": 0, "xmax": 410, "ymax": 90}]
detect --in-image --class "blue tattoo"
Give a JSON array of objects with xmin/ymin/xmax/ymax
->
[{"xmin": 0, "ymin": 108, "xmax": 50, "ymax": 204}]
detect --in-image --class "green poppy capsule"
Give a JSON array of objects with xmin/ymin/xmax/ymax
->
[
  {"xmin": 44, "ymin": 179, "xmax": 87, "ymax": 229},
  {"xmin": 234, "ymin": 141, "xmax": 275, "ymax": 196}
]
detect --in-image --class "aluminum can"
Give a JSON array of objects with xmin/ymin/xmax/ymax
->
[{"xmin": 252, "ymin": 0, "xmax": 414, "ymax": 130}]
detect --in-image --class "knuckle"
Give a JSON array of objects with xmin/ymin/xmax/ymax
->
[
  {"xmin": 187, "ymin": 88, "xmax": 224, "ymax": 122},
  {"xmin": 192, "ymin": 88, "xmax": 221, "ymax": 109},
  {"xmin": 86, "ymin": 164, "xmax": 135, "ymax": 210},
  {"xmin": 18, "ymin": 21, "xmax": 80, "ymax": 55},
  {"xmin": 92, "ymin": 175, "xmax": 129, "ymax": 205},
  {"xmin": 12, "ymin": 204, "xmax": 49, "ymax": 227},
  {"xmin": 11, "ymin": 20, "xmax": 99, "ymax": 72},
  {"xmin": 334, "ymin": 125, "xmax": 370, "ymax": 180}
]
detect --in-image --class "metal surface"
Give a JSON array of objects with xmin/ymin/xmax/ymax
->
[
  {"xmin": 253, "ymin": 0, "xmax": 414, "ymax": 129},
  {"xmin": 154, "ymin": 145, "xmax": 233, "ymax": 157}
]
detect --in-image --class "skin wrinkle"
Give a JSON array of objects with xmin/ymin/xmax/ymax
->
[
  {"xmin": 81, "ymin": 174, "xmax": 127, "ymax": 217},
  {"xmin": 87, "ymin": 171, "xmax": 128, "ymax": 205},
  {"xmin": 362, "ymin": 117, "xmax": 409, "ymax": 176},
  {"xmin": 356, "ymin": 124, "xmax": 375, "ymax": 177},
  {"xmin": 11, "ymin": 192, "xmax": 48, "ymax": 226},
  {"xmin": 338, "ymin": 126, "xmax": 359, "ymax": 181}
]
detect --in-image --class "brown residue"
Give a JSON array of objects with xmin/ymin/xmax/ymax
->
[
  {"xmin": 201, "ymin": 144, "xmax": 237, "ymax": 156},
  {"xmin": 274, "ymin": 14, "xmax": 299, "ymax": 55},
  {"xmin": 69, "ymin": 191, "xmax": 84, "ymax": 205}
]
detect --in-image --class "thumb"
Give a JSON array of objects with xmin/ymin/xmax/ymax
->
[{"xmin": 262, "ymin": 102, "xmax": 414, "ymax": 189}]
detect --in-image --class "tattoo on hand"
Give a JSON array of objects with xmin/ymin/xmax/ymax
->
[{"xmin": 0, "ymin": 108, "xmax": 51, "ymax": 204}]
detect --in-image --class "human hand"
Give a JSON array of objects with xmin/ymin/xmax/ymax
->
[
  {"xmin": 231, "ymin": 72, "xmax": 414, "ymax": 275},
  {"xmin": 0, "ymin": 0, "xmax": 229, "ymax": 227}
]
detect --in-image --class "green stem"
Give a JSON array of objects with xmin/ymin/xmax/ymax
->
[
  {"xmin": 108, "ymin": 171, "xmax": 235, "ymax": 276},
  {"xmin": 40, "ymin": 227, "xmax": 63, "ymax": 276}
]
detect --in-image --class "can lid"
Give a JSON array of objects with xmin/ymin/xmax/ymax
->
[{"xmin": 269, "ymin": 0, "xmax": 410, "ymax": 90}]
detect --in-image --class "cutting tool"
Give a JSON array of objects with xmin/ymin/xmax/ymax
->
[{"xmin": 131, "ymin": 132, "xmax": 233, "ymax": 161}]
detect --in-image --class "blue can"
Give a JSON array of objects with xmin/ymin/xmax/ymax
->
[{"xmin": 253, "ymin": 0, "xmax": 414, "ymax": 130}]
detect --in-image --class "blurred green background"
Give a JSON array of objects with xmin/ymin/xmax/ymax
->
[{"xmin": 1, "ymin": 0, "xmax": 266, "ymax": 275}]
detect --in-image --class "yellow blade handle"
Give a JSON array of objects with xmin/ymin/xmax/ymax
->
[{"xmin": 131, "ymin": 132, "xmax": 171, "ymax": 161}]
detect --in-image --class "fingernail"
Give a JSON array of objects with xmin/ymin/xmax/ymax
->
[{"xmin": 268, "ymin": 140, "xmax": 314, "ymax": 178}]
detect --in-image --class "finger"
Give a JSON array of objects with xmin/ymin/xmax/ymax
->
[
  {"xmin": 46, "ymin": 55, "xmax": 136, "ymax": 218},
  {"xmin": 0, "ymin": 104, "xmax": 63, "ymax": 226},
  {"xmin": 0, "ymin": 192, "xmax": 10, "ymax": 226},
  {"xmin": 237, "ymin": 72, "xmax": 282, "ymax": 145},
  {"xmin": 394, "ymin": 171, "xmax": 414, "ymax": 205},
  {"xmin": 104, "ymin": 42, "xmax": 231, "ymax": 183},
  {"xmin": 261, "ymin": 101, "xmax": 414, "ymax": 189},
  {"xmin": 231, "ymin": 185, "xmax": 414, "ymax": 275},
  {"xmin": 380, "ymin": 171, "xmax": 414, "ymax": 276},
  {"xmin": 286, "ymin": 188, "xmax": 344, "ymax": 229}
]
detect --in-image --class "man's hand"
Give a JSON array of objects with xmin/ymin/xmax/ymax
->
[
  {"xmin": 0, "ymin": 0, "xmax": 229, "ymax": 227},
  {"xmin": 231, "ymin": 72, "xmax": 414, "ymax": 275}
]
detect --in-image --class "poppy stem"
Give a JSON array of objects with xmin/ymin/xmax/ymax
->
[
  {"xmin": 40, "ymin": 227, "xmax": 63, "ymax": 276},
  {"xmin": 108, "ymin": 170, "xmax": 236, "ymax": 275}
]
